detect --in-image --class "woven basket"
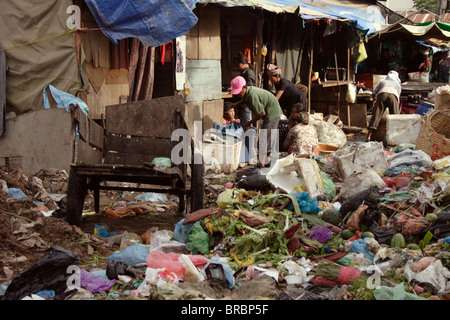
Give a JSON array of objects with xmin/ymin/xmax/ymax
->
[{"xmin": 416, "ymin": 109, "xmax": 450, "ymax": 160}]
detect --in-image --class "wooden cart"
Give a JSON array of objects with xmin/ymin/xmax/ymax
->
[{"xmin": 66, "ymin": 95, "xmax": 204, "ymax": 226}]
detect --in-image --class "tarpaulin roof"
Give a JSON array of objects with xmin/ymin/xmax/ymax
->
[
  {"xmin": 371, "ymin": 21, "xmax": 450, "ymax": 47},
  {"xmin": 84, "ymin": 0, "xmax": 200, "ymax": 47},
  {"xmin": 199, "ymin": 0, "xmax": 383, "ymax": 34}
]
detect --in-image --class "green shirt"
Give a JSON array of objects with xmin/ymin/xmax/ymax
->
[{"xmin": 244, "ymin": 86, "xmax": 283, "ymax": 122}]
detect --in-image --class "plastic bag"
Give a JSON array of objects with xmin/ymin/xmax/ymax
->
[
  {"xmin": 374, "ymin": 283, "xmax": 426, "ymax": 300},
  {"xmin": 80, "ymin": 269, "xmax": 116, "ymax": 293},
  {"xmin": 2, "ymin": 246, "xmax": 79, "ymax": 300},
  {"xmin": 309, "ymin": 226, "xmax": 333, "ymax": 243},
  {"xmin": 94, "ymin": 224, "xmax": 117, "ymax": 238},
  {"xmin": 287, "ymin": 191, "xmax": 322, "ymax": 214},
  {"xmin": 321, "ymin": 172, "xmax": 336, "ymax": 198},
  {"xmin": 346, "ymin": 83, "xmax": 357, "ymax": 103},
  {"xmin": 340, "ymin": 186, "xmax": 380, "ymax": 216},
  {"xmin": 146, "ymin": 251, "xmax": 209, "ymax": 282},
  {"xmin": 337, "ymin": 170, "xmax": 386, "ymax": 201},
  {"xmin": 7, "ymin": 188, "xmax": 28, "ymax": 200},
  {"xmin": 186, "ymin": 222, "xmax": 210, "ymax": 255},
  {"xmin": 107, "ymin": 244, "xmax": 149, "ymax": 266},
  {"xmin": 135, "ymin": 192, "xmax": 168, "ymax": 202},
  {"xmin": 350, "ymin": 239, "xmax": 374, "ymax": 261},
  {"xmin": 204, "ymin": 255, "xmax": 235, "ymax": 289}
]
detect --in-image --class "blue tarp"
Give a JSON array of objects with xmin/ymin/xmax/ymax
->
[
  {"xmin": 213, "ymin": 0, "xmax": 382, "ymax": 34},
  {"xmin": 84, "ymin": 0, "xmax": 200, "ymax": 47}
]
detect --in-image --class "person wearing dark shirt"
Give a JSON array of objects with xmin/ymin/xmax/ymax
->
[
  {"xmin": 234, "ymin": 53, "xmax": 256, "ymax": 124},
  {"xmin": 266, "ymin": 64, "xmax": 307, "ymax": 116},
  {"xmin": 235, "ymin": 52, "xmax": 256, "ymax": 86}
]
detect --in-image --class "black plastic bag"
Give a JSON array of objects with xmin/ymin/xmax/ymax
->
[
  {"xmin": 422, "ymin": 212, "xmax": 450, "ymax": 239},
  {"xmin": 340, "ymin": 186, "xmax": 380, "ymax": 217},
  {"xmin": 106, "ymin": 260, "xmax": 147, "ymax": 280},
  {"xmin": 235, "ymin": 167, "xmax": 272, "ymax": 191},
  {"xmin": 1, "ymin": 246, "xmax": 79, "ymax": 300},
  {"xmin": 369, "ymin": 224, "xmax": 399, "ymax": 245}
]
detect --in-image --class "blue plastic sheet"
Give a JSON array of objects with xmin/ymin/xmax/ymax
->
[
  {"xmin": 84, "ymin": 0, "xmax": 199, "ymax": 47},
  {"xmin": 43, "ymin": 85, "xmax": 89, "ymax": 115}
]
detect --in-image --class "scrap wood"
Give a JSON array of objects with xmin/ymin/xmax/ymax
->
[{"xmin": 379, "ymin": 203, "xmax": 429, "ymax": 224}]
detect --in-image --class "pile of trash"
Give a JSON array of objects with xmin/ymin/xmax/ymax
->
[{"xmin": 1, "ymin": 138, "xmax": 450, "ymax": 301}]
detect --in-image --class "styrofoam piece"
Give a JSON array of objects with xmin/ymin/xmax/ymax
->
[
  {"xmin": 333, "ymin": 141, "xmax": 388, "ymax": 179},
  {"xmin": 266, "ymin": 154, "xmax": 324, "ymax": 197},
  {"xmin": 386, "ymin": 114, "xmax": 422, "ymax": 146}
]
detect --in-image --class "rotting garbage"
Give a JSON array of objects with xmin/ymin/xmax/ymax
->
[{"xmin": 1, "ymin": 139, "xmax": 450, "ymax": 301}]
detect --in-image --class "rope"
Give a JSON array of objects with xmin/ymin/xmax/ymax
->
[{"xmin": 2, "ymin": 28, "xmax": 104, "ymax": 51}]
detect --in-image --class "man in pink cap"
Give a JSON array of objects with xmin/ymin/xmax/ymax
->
[{"xmin": 229, "ymin": 76, "xmax": 283, "ymax": 167}]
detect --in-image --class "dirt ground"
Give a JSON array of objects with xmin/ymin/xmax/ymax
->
[{"xmin": 0, "ymin": 168, "xmax": 185, "ymax": 283}]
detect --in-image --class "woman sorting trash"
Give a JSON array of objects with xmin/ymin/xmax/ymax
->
[
  {"xmin": 266, "ymin": 63, "xmax": 308, "ymax": 117},
  {"xmin": 229, "ymin": 76, "xmax": 283, "ymax": 167},
  {"xmin": 284, "ymin": 105, "xmax": 319, "ymax": 157},
  {"xmin": 367, "ymin": 70, "xmax": 402, "ymax": 142}
]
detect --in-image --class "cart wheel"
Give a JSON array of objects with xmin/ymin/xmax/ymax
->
[
  {"xmin": 191, "ymin": 152, "xmax": 205, "ymax": 212},
  {"xmin": 66, "ymin": 168, "xmax": 87, "ymax": 226}
]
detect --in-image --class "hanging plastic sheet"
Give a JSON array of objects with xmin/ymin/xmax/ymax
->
[{"xmin": 84, "ymin": 0, "xmax": 200, "ymax": 47}]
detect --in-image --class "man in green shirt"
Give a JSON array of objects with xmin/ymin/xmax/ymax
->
[{"xmin": 229, "ymin": 76, "xmax": 283, "ymax": 167}]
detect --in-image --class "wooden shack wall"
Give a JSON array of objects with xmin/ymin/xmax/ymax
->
[{"xmin": 184, "ymin": 5, "xmax": 223, "ymax": 134}]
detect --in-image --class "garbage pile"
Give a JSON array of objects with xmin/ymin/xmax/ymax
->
[{"xmin": 1, "ymin": 139, "xmax": 450, "ymax": 301}]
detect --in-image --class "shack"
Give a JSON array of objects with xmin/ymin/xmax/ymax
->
[
  {"xmin": 357, "ymin": 17, "xmax": 450, "ymax": 111},
  {"xmin": 0, "ymin": 0, "xmax": 383, "ymax": 174}
]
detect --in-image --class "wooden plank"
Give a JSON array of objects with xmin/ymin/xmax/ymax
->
[
  {"xmin": 85, "ymin": 63, "xmax": 109, "ymax": 93},
  {"xmin": 105, "ymin": 95, "xmax": 185, "ymax": 138},
  {"xmin": 339, "ymin": 103, "xmax": 367, "ymax": 128},
  {"xmin": 105, "ymin": 135, "xmax": 172, "ymax": 157},
  {"xmin": 86, "ymin": 83, "xmax": 130, "ymax": 120},
  {"xmin": 185, "ymin": 60, "xmax": 222, "ymax": 102},
  {"xmin": 105, "ymin": 152, "xmax": 162, "ymax": 166},
  {"xmin": 77, "ymin": 110, "xmax": 88, "ymax": 142},
  {"xmin": 75, "ymin": 138, "xmax": 103, "ymax": 165},
  {"xmin": 186, "ymin": 20, "xmax": 199, "ymax": 60},
  {"xmin": 106, "ymin": 68, "xmax": 129, "ymax": 84},
  {"xmin": 203, "ymin": 100, "xmax": 224, "ymax": 132},
  {"xmin": 198, "ymin": 6, "xmax": 221, "ymax": 60},
  {"xmin": 88, "ymin": 118, "xmax": 104, "ymax": 150}
]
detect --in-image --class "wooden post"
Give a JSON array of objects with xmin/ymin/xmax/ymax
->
[{"xmin": 308, "ymin": 22, "xmax": 313, "ymax": 114}]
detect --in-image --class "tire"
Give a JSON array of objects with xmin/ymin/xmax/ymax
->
[
  {"xmin": 66, "ymin": 168, "xmax": 87, "ymax": 226},
  {"xmin": 190, "ymin": 152, "xmax": 205, "ymax": 212}
]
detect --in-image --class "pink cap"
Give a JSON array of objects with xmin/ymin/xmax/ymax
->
[{"xmin": 230, "ymin": 76, "xmax": 246, "ymax": 95}]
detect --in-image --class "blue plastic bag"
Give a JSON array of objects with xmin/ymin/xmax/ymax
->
[
  {"xmin": 287, "ymin": 191, "xmax": 322, "ymax": 214},
  {"xmin": 173, "ymin": 219, "xmax": 195, "ymax": 244},
  {"xmin": 8, "ymin": 188, "xmax": 28, "ymax": 200},
  {"xmin": 350, "ymin": 239, "xmax": 374, "ymax": 261},
  {"xmin": 107, "ymin": 244, "xmax": 149, "ymax": 266}
]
